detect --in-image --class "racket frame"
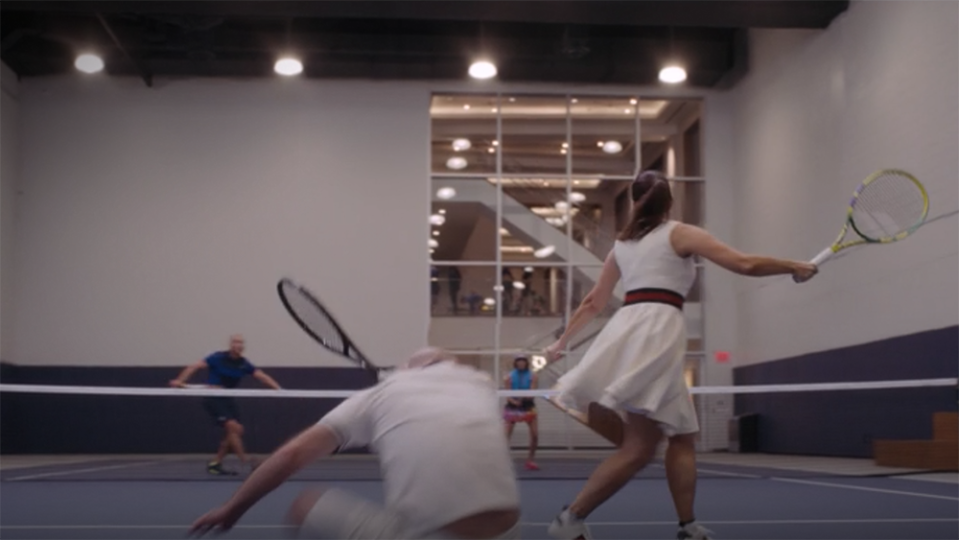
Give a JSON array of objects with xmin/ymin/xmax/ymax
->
[
  {"xmin": 276, "ymin": 278, "xmax": 379, "ymax": 374},
  {"xmin": 812, "ymin": 169, "xmax": 928, "ymax": 266}
]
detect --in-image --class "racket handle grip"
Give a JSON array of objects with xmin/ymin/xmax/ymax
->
[{"xmin": 810, "ymin": 247, "xmax": 834, "ymax": 266}]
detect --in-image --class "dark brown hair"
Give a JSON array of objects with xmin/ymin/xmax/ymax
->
[{"xmin": 617, "ymin": 170, "xmax": 673, "ymax": 241}]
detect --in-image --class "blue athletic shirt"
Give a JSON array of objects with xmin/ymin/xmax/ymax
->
[
  {"xmin": 205, "ymin": 351, "xmax": 256, "ymax": 388},
  {"xmin": 509, "ymin": 369, "xmax": 532, "ymax": 390}
]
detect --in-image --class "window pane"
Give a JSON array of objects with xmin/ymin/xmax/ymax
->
[
  {"xmin": 430, "ymin": 179, "xmax": 498, "ymax": 262},
  {"xmin": 500, "ymin": 96, "xmax": 568, "ymax": 175},
  {"xmin": 571, "ymin": 96, "xmax": 637, "ymax": 177},
  {"xmin": 431, "ymin": 94, "xmax": 498, "ymax": 175},
  {"xmin": 669, "ymin": 180, "xmax": 704, "ymax": 227},
  {"xmin": 639, "ymin": 99, "xmax": 703, "ymax": 176}
]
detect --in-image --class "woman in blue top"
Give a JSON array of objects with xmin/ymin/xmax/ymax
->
[{"xmin": 503, "ymin": 355, "xmax": 540, "ymax": 471}]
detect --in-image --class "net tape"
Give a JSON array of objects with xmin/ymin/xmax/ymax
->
[{"xmin": 1, "ymin": 377, "xmax": 955, "ymax": 399}]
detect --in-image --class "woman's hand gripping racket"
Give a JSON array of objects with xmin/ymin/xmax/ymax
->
[
  {"xmin": 801, "ymin": 169, "xmax": 929, "ymax": 280},
  {"xmin": 277, "ymin": 278, "xmax": 385, "ymax": 377}
]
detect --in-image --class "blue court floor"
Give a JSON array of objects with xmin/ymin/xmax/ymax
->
[{"xmin": 2, "ymin": 471, "xmax": 957, "ymax": 539}]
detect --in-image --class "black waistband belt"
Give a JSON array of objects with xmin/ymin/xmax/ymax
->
[{"xmin": 623, "ymin": 288, "xmax": 684, "ymax": 310}]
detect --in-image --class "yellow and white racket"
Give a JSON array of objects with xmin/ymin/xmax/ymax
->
[{"xmin": 807, "ymin": 169, "xmax": 929, "ymax": 270}]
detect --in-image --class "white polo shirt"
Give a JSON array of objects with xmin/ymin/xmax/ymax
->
[{"xmin": 317, "ymin": 361, "xmax": 520, "ymax": 537}]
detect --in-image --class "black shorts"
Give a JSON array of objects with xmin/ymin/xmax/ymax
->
[{"xmin": 203, "ymin": 397, "xmax": 240, "ymax": 427}]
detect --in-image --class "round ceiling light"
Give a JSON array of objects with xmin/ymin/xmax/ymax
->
[
  {"xmin": 534, "ymin": 245, "xmax": 556, "ymax": 259},
  {"xmin": 74, "ymin": 53, "xmax": 104, "ymax": 74},
  {"xmin": 602, "ymin": 140, "xmax": 623, "ymax": 154},
  {"xmin": 659, "ymin": 65, "xmax": 687, "ymax": 84},
  {"xmin": 469, "ymin": 60, "xmax": 497, "ymax": 79},
  {"xmin": 452, "ymin": 138, "xmax": 472, "ymax": 151},
  {"xmin": 513, "ymin": 281, "xmax": 526, "ymax": 290},
  {"xmin": 429, "ymin": 214, "xmax": 446, "ymax": 226},
  {"xmin": 428, "ymin": 239, "xmax": 439, "ymax": 249},
  {"xmin": 446, "ymin": 157, "xmax": 468, "ymax": 170},
  {"xmin": 483, "ymin": 297, "xmax": 496, "ymax": 306},
  {"xmin": 436, "ymin": 187, "xmax": 457, "ymax": 200},
  {"xmin": 554, "ymin": 201, "xmax": 570, "ymax": 213},
  {"xmin": 274, "ymin": 57, "xmax": 303, "ymax": 76},
  {"xmin": 569, "ymin": 192, "xmax": 587, "ymax": 204}
]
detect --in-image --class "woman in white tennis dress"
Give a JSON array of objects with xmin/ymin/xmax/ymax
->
[{"xmin": 544, "ymin": 171, "xmax": 817, "ymax": 540}]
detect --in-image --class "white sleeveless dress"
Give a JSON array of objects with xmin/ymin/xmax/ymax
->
[{"xmin": 554, "ymin": 220, "xmax": 699, "ymax": 437}]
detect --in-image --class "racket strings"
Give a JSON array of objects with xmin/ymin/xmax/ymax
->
[
  {"xmin": 279, "ymin": 282, "xmax": 348, "ymax": 356},
  {"xmin": 852, "ymin": 172, "xmax": 927, "ymax": 240}
]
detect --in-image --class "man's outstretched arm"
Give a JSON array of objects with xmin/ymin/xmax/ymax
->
[{"xmin": 190, "ymin": 423, "xmax": 340, "ymax": 535}]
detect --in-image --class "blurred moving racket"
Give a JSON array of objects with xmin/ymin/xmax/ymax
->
[
  {"xmin": 277, "ymin": 278, "xmax": 383, "ymax": 377},
  {"xmin": 546, "ymin": 394, "xmax": 624, "ymax": 446},
  {"xmin": 804, "ymin": 169, "xmax": 928, "ymax": 275}
]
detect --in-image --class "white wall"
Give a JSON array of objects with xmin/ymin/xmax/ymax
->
[
  {"xmin": 727, "ymin": 0, "xmax": 959, "ymax": 366},
  {"xmin": 13, "ymin": 76, "xmax": 430, "ymax": 367},
  {"xmin": 1, "ymin": 62, "xmax": 19, "ymax": 363}
]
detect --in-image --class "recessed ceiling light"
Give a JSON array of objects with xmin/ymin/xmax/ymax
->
[
  {"xmin": 560, "ymin": 148, "xmax": 567, "ymax": 155},
  {"xmin": 433, "ymin": 231, "xmax": 440, "ymax": 236},
  {"xmin": 438, "ymin": 208, "xmax": 447, "ymax": 214},
  {"xmin": 274, "ymin": 57, "xmax": 303, "ymax": 76},
  {"xmin": 468, "ymin": 60, "xmax": 497, "ymax": 79},
  {"xmin": 488, "ymin": 147, "xmax": 495, "ymax": 153},
  {"xmin": 569, "ymin": 192, "xmax": 587, "ymax": 204},
  {"xmin": 492, "ymin": 140, "xmax": 499, "ymax": 146},
  {"xmin": 534, "ymin": 245, "xmax": 556, "ymax": 258},
  {"xmin": 74, "ymin": 53, "xmax": 104, "ymax": 74},
  {"xmin": 429, "ymin": 239, "xmax": 439, "ymax": 249},
  {"xmin": 571, "ymin": 98, "xmax": 578, "ymax": 103},
  {"xmin": 659, "ymin": 65, "xmax": 687, "ymax": 84},
  {"xmin": 429, "ymin": 214, "xmax": 446, "ymax": 226},
  {"xmin": 452, "ymin": 138, "xmax": 471, "ymax": 152},
  {"xmin": 561, "ymin": 142, "xmax": 569, "ymax": 148},
  {"xmin": 446, "ymin": 157, "xmax": 468, "ymax": 170},
  {"xmin": 463, "ymin": 104, "xmax": 471, "ymax": 110},
  {"xmin": 629, "ymin": 98, "xmax": 638, "ymax": 105},
  {"xmin": 508, "ymin": 97, "xmax": 516, "ymax": 102},
  {"xmin": 602, "ymin": 140, "xmax": 623, "ymax": 154},
  {"xmin": 597, "ymin": 141, "xmax": 605, "ymax": 147},
  {"xmin": 623, "ymin": 108, "xmax": 631, "ymax": 114}
]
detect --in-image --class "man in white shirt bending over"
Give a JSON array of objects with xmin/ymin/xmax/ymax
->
[{"xmin": 190, "ymin": 347, "xmax": 521, "ymax": 540}]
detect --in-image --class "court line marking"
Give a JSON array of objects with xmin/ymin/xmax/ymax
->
[
  {"xmin": 3, "ymin": 518, "xmax": 958, "ymax": 530},
  {"xmin": 5, "ymin": 461, "xmax": 163, "ymax": 481},
  {"xmin": 650, "ymin": 463, "xmax": 762, "ymax": 479},
  {"xmin": 772, "ymin": 477, "xmax": 959, "ymax": 501}
]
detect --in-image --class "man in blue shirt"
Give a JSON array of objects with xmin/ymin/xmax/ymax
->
[{"xmin": 171, "ymin": 334, "xmax": 282, "ymax": 475}]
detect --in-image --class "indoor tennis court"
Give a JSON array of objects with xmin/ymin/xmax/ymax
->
[{"xmin": 1, "ymin": 1, "xmax": 957, "ymax": 540}]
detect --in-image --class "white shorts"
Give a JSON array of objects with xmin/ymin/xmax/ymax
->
[{"xmin": 298, "ymin": 488, "xmax": 521, "ymax": 540}]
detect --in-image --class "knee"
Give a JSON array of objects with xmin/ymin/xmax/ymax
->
[
  {"xmin": 668, "ymin": 433, "xmax": 697, "ymax": 454},
  {"xmin": 620, "ymin": 442, "xmax": 657, "ymax": 468},
  {"xmin": 287, "ymin": 489, "xmax": 325, "ymax": 526},
  {"xmin": 225, "ymin": 420, "xmax": 244, "ymax": 437}
]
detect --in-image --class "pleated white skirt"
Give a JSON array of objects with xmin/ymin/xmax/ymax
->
[{"xmin": 554, "ymin": 302, "xmax": 699, "ymax": 437}]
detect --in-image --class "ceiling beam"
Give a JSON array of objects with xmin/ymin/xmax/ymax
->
[
  {"xmin": 2, "ymin": 1, "xmax": 850, "ymax": 29},
  {"xmin": 96, "ymin": 13, "xmax": 153, "ymax": 87}
]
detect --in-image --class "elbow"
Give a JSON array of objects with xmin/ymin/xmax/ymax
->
[
  {"xmin": 582, "ymin": 296, "xmax": 604, "ymax": 315},
  {"xmin": 737, "ymin": 257, "xmax": 759, "ymax": 276}
]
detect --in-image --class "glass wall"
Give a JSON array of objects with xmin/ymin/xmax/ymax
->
[{"xmin": 429, "ymin": 93, "xmax": 705, "ymax": 447}]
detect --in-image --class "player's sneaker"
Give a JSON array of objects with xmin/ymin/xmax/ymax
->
[
  {"xmin": 677, "ymin": 521, "xmax": 714, "ymax": 539},
  {"xmin": 547, "ymin": 507, "xmax": 591, "ymax": 539},
  {"xmin": 206, "ymin": 461, "xmax": 237, "ymax": 476}
]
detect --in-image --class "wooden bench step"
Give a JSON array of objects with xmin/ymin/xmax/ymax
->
[
  {"xmin": 873, "ymin": 440, "xmax": 958, "ymax": 470},
  {"xmin": 933, "ymin": 412, "xmax": 958, "ymax": 442}
]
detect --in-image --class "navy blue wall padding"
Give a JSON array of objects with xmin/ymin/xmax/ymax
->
[
  {"xmin": 733, "ymin": 325, "xmax": 958, "ymax": 457},
  {"xmin": 0, "ymin": 365, "xmax": 376, "ymax": 454}
]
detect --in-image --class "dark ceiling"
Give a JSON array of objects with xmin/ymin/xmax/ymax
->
[{"xmin": 1, "ymin": 1, "xmax": 849, "ymax": 88}]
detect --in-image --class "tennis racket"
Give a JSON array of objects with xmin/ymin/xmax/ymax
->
[
  {"xmin": 277, "ymin": 278, "xmax": 382, "ymax": 376},
  {"xmin": 806, "ymin": 169, "xmax": 929, "ymax": 272}
]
